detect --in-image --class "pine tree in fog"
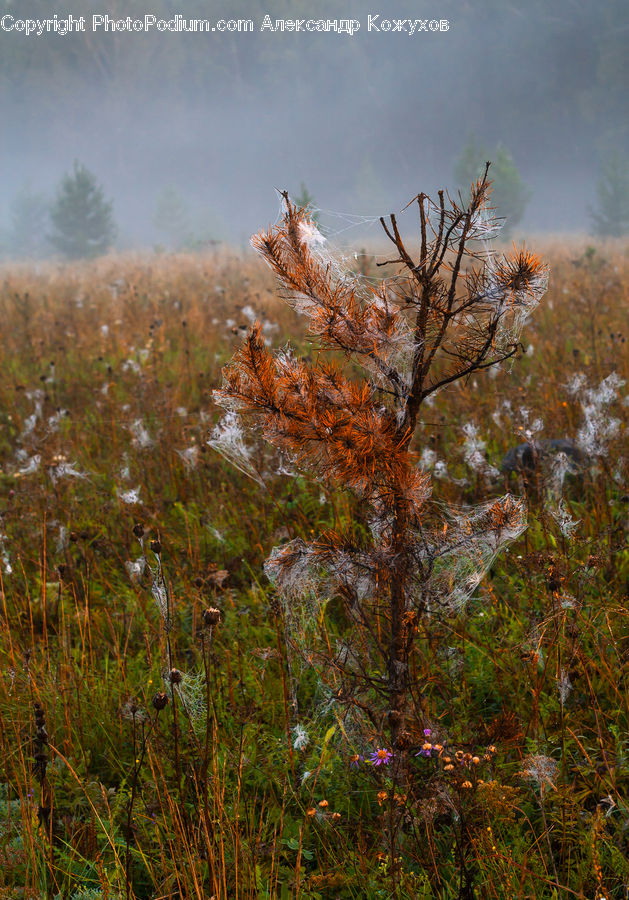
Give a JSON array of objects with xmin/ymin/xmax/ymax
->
[
  {"xmin": 49, "ymin": 161, "xmax": 116, "ymax": 259},
  {"xmin": 212, "ymin": 167, "xmax": 549, "ymax": 762}
]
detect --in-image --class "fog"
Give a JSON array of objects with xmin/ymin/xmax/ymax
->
[{"xmin": 1, "ymin": 0, "xmax": 627, "ymax": 253}]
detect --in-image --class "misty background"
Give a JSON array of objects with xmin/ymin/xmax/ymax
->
[{"xmin": 1, "ymin": 0, "xmax": 628, "ymax": 253}]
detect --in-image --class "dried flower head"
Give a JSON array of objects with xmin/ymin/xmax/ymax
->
[
  {"xmin": 520, "ymin": 754, "xmax": 558, "ymax": 790},
  {"xmin": 152, "ymin": 691, "xmax": 169, "ymax": 711},
  {"xmin": 202, "ymin": 607, "xmax": 221, "ymax": 626}
]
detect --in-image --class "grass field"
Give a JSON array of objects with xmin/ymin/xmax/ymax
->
[{"xmin": 0, "ymin": 237, "xmax": 627, "ymax": 898}]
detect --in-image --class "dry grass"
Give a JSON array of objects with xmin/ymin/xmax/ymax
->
[{"xmin": 0, "ymin": 238, "xmax": 626, "ymax": 898}]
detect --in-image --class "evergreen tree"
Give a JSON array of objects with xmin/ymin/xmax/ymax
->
[
  {"xmin": 8, "ymin": 183, "xmax": 49, "ymax": 259},
  {"xmin": 454, "ymin": 137, "xmax": 531, "ymax": 236},
  {"xmin": 453, "ymin": 134, "xmax": 488, "ymax": 190},
  {"xmin": 589, "ymin": 152, "xmax": 629, "ymax": 237},
  {"xmin": 293, "ymin": 182, "xmax": 319, "ymax": 224},
  {"xmin": 490, "ymin": 145, "xmax": 531, "ymax": 235},
  {"xmin": 49, "ymin": 162, "xmax": 116, "ymax": 259},
  {"xmin": 211, "ymin": 171, "xmax": 548, "ymax": 797},
  {"xmin": 153, "ymin": 185, "xmax": 192, "ymax": 250}
]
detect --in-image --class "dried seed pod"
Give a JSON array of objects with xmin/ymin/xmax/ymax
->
[
  {"xmin": 152, "ymin": 691, "xmax": 169, "ymax": 711},
  {"xmin": 203, "ymin": 607, "xmax": 221, "ymax": 626}
]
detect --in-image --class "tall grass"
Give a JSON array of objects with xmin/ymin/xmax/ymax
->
[{"xmin": 0, "ymin": 241, "xmax": 626, "ymax": 898}]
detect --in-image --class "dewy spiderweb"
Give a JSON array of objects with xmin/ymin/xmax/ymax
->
[{"xmin": 211, "ymin": 176, "xmax": 548, "ymax": 742}]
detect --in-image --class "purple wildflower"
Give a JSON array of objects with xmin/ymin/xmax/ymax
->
[
  {"xmin": 416, "ymin": 738, "xmax": 434, "ymax": 758},
  {"xmin": 350, "ymin": 753, "xmax": 362, "ymax": 768},
  {"xmin": 369, "ymin": 747, "xmax": 393, "ymax": 766}
]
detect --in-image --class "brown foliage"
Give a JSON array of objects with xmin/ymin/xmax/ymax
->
[{"xmin": 213, "ymin": 169, "xmax": 548, "ymax": 751}]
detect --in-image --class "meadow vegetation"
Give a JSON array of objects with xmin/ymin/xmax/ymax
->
[{"xmin": 0, "ymin": 222, "xmax": 627, "ymax": 897}]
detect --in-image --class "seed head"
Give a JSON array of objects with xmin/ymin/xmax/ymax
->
[
  {"xmin": 203, "ymin": 607, "xmax": 221, "ymax": 626},
  {"xmin": 168, "ymin": 668, "xmax": 183, "ymax": 685},
  {"xmin": 152, "ymin": 691, "xmax": 169, "ymax": 710}
]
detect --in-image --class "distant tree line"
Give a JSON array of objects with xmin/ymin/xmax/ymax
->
[
  {"xmin": 2, "ymin": 163, "xmax": 229, "ymax": 260},
  {"xmin": 2, "ymin": 145, "xmax": 629, "ymax": 263},
  {"xmin": 453, "ymin": 137, "xmax": 629, "ymax": 239}
]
